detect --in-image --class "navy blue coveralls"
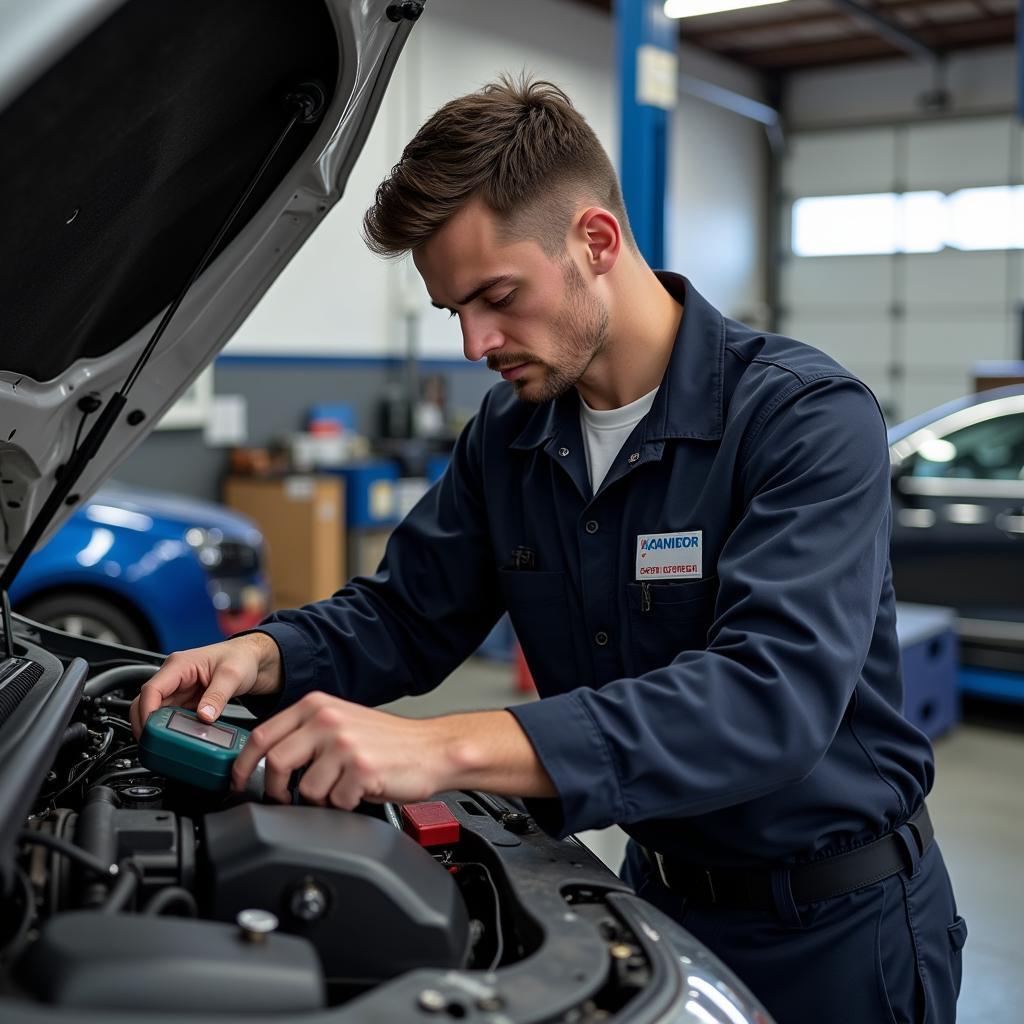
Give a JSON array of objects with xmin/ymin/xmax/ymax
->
[{"xmin": 254, "ymin": 275, "xmax": 965, "ymax": 1023}]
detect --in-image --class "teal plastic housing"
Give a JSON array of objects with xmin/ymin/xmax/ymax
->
[{"xmin": 140, "ymin": 706, "xmax": 250, "ymax": 791}]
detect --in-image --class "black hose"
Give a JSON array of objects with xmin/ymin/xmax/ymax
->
[
  {"xmin": 17, "ymin": 830, "xmax": 116, "ymax": 878},
  {"xmin": 143, "ymin": 887, "xmax": 198, "ymax": 917},
  {"xmin": 100, "ymin": 861, "xmax": 139, "ymax": 914},
  {"xmin": 97, "ymin": 696, "xmax": 134, "ymax": 712},
  {"xmin": 83, "ymin": 664, "xmax": 159, "ymax": 698},
  {"xmin": 46, "ymin": 728, "xmax": 115, "ymax": 802},
  {"xmin": 59, "ymin": 722, "xmax": 90, "ymax": 753}
]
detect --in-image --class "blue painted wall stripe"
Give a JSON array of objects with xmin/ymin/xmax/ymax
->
[{"xmin": 215, "ymin": 354, "xmax": 488, "ymax": 372}]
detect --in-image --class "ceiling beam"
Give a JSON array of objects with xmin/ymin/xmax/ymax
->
[
  {"xmin": 828, "ymin": 0, "xmax": 941, "ymax": 61},
  {"xmin": 725, "ymin": 34, "xmax": 906, "ymax": 67},
  {"xmin": 713, "ymin": 15, "xmax": 1013, "ymax": 69},
  {"xmin": 565, "ymin": 0, "xmax": 1014, "ymax": 71},
  {"xmin": 729, "ymin": 13, "xmax": 1015, "ymax": 62}
]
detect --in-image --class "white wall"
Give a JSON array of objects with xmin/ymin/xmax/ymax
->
[
  {"xmin": 228, "ymin": 0, "xmax": 767, "ymax": 358},
  {"xmin": 670, "ymin": 41, "xmax": 766, "ymax": 321}
]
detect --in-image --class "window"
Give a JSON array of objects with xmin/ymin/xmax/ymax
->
[
  {"xmin": 792, "ymin": 186, "xmax": 1024, "ymax": 257},
  {"xmin": 908, "ymin": 413, "xmax": 1024, "ymax": 481}
]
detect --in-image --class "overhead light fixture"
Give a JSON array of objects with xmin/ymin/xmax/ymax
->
[{"xmin": 664, "ymin": 0, "xmax": 792, "ymax": 18}]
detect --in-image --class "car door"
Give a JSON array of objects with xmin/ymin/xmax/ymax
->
[{"xmin": 890, "ymin": 398, "xmax": 1024, "ymax": 619}]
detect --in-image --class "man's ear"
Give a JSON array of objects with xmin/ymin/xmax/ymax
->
[{"xmin": 575, "ymin": 207, "xmax": 621, "ymax": 276}]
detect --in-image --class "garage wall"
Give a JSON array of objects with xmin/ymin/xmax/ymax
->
[
  {"xmin": 784, "ymin": 45, "xmax": 1016, "ymax": 129},
  {"xmin": 778, "ymin": 46, "xmax": 1020, "ymax": 423},
  {"xmin": 224, "ymin": 0, "xmax": 768, "ymax": 360}
]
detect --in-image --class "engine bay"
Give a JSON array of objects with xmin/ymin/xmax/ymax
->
[{"xmin": 0, "ymin": 625, "xmax": 675, "ymax": 1023}]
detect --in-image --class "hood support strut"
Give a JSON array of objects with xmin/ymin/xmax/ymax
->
[{"xmin": 0, "ymin": 86, "xmax": 324, "ymax": 607}]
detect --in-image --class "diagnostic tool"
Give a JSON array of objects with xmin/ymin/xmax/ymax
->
[{"xmin": 140, "ymin": 707, "xmax": 250, "ymax": 791}]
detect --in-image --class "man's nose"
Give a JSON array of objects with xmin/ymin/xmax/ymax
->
[{"xmin": 461, "ymin": 316, "xmax": 504, "ymax": 363}]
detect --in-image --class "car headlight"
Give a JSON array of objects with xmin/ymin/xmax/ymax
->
[
  {"xmin": 185, "ymin": 527, "xmax": 225, "ymax": 570},
  {"xmin": 185, "ymin": 529, "xmax": 262, "ymax": 576}
]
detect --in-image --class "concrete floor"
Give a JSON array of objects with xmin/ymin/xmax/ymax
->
[{"xmin": 384, "ymin": 660, "xmax": 1024, "ymax": 1024}]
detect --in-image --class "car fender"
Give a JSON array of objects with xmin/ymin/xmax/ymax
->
[{"xmin": 10, "ymin": 516, "xmax": 220, "ymax": 653}]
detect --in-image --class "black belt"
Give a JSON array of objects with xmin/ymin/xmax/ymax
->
[{"xmin": 644, "ymin": 804, "xmax": 933, "ymax": 910}]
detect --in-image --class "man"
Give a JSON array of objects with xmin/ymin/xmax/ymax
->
[{"xmin": 132, "ymin": 77, "xmax": 965, "ymax": 1022}]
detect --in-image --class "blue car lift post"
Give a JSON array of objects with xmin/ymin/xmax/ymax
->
[{"xmin": 616, "ymin": 0, "xmax": 676, "ymax": 267}]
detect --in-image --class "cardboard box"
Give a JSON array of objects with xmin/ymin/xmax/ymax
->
[{"xmin": 223, "ymin": 476, "xmax": 345, "ymax": 611}]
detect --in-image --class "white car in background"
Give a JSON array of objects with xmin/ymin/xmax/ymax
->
[{"xmin": 889, "ymin": 384, "xmax": 1024, "ymax": 697}]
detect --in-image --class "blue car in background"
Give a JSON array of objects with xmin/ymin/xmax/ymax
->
[{"xmin": 9, "ymin": 481, "xmax": 269, "ymax": 653}]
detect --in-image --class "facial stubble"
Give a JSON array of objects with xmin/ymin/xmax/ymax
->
[{"xmin": 508, "ymin": 260, "xmax": 610, "ymax": 404}]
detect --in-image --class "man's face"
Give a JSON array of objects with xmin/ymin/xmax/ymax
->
[{"xmin": 414, "ymin": 199, "xmax": 609, "ymax": 404}]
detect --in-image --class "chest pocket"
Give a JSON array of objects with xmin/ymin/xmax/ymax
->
[
  {"xmin": 625, "ymin": 576, "xmax": 718, "ymax": 677},
  {"xmin": 498, "ymin": 569, "xmax": 580, "ymax": 695}
]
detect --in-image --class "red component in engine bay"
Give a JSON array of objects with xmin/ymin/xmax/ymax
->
[{"xmin": 400, "ymin": 801, "xmax": 461, "ymax": 847}]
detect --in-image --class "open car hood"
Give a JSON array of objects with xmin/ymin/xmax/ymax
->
[{"xmin": 0, "ymin": 0, "xmax": 420, "ymax": 570}]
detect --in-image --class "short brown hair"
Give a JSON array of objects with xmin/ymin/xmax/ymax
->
[{"xmin": 363, "ymin": 74, "xmax": 635, "ymax": 258}]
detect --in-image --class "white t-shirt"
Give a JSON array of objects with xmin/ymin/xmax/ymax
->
[{"xmin": 579, "ymin": 387, "xmax": 658, "ymax": 493}]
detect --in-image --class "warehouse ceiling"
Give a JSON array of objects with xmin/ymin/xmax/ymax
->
[{"xmin": 571, "ymin": 0, "xmax": 1016, "ymax": 70}]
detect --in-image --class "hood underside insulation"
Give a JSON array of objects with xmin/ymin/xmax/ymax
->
[{"xmin": 0, "ymin": 0, "xmax": 338, "ymax": 383}]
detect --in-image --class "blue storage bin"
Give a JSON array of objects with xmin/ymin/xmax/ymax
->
[
  {"xmin": 307, "ymin": 402, "xmax": 357, "ymax": 432},
  {"xmin": 425, "ymin": 454, "xmax": 451, "ymax": 485},
  {"xmin": 895, "ymin": 602, "xmax": 960, "ymax": 739},
  {"xmin": 325, "ymin": 461, "xmax": 400, "ymax": 528}
]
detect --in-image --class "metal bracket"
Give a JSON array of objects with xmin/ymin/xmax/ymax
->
[
  {"xmin": 830, "ymin": 0, "xmax": 941, "ymax": 63},
  {"xmin": 387, "ymin": 1, "xmax": 424, "ymax": 23},
  {"xmin": 286, "ymin": 82, "xmax": 326, "ymax": 125}
]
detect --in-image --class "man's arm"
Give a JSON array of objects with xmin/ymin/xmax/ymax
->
[
  {"xmin": 132, "ymin": 392, "xmax": 505, "ymax": 735},
  {"xmin": 230, "ymin": 693, "xmax": 556, "ymax": 806}
]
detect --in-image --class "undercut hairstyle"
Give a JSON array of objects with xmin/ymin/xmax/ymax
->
[{"xmin": 363, "ymin": 74, "xmax": 636, "ymax": 258}]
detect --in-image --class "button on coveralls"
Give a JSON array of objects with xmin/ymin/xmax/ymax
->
[{"xmin": 254, "ymin": 274, "xmax": 965, "ymax": 1023}]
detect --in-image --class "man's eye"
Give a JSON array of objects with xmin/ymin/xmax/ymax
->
[{"xmin": 490, "ymin": 291, "xmax": 515, "ymax": 310}]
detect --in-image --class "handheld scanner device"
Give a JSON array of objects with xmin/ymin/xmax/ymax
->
[{"xmin": 140, "ymin": 707, "xmax": 250, "ymax": 791}]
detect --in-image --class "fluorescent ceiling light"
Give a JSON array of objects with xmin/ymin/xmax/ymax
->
[{"xmin": 664, "ymin": 0, "xmax": 791, "ymax": 18}]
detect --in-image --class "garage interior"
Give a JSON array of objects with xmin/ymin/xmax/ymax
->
[{"xmin": 6, "ymin": 1, "xmax": 1023, "ymax": 1021}]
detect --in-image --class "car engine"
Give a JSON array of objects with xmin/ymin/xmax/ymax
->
[
  {"xmin": 0, "ymin": 626, "xmax": 770, "ymax": 1024},
  {"xmin": 1, "ymin": 657, "xmax": 535, "ymax": 1014}
]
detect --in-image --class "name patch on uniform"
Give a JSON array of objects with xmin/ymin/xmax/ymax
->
[{"xmin": 635, "ymin": 531, "xmax": 702, "ymax": 580}]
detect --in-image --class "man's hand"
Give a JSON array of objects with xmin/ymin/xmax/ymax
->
[
  {"xmin": 129, "ymin": 632, "xmax": 282, "ymax": 739},
  {"xmin": 230, "ymin": 692, "xmax": 557, "ymax": 808}
]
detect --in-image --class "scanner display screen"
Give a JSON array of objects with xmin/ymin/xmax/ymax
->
[{"xmin": 167, "ymin": 711, "xmax": 235, "ymax": 749}]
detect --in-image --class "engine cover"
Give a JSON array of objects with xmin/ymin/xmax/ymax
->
[
  {"xmin": 203, "ymin": 804, "xmax": 470, "ymax": 982},
  {"xmin": 21, "ymin": 912, "xmax": 324, "ymax": 1012}
]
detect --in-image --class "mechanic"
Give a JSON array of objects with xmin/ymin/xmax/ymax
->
[{"xmin": 132, "ymin": 77, "xmax": 965, "ymax": 1023}]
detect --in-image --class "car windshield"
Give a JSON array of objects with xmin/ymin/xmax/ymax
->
[{"xmin": 908, "ymin": 412, "xmax": 1024, "ymax": 480}]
